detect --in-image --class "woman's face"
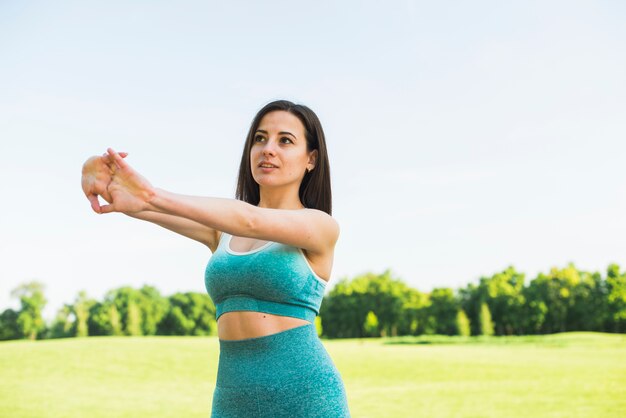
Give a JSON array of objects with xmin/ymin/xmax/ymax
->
[{"xmin": 250, "ymin": 110, "xmax": 317, "ymax": 190}]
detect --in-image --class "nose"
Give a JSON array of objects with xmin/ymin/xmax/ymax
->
[{"xmin": 262, "ymin": 139, "xmax": 277, "ymax": 156}]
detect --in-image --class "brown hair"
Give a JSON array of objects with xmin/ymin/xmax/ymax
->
[{"xmin": 236, "ymin": 100, "xmax": 332, "ymax": 215}]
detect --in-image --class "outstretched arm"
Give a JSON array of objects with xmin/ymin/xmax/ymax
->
[
  {"xmin": 81, "ymin": 153, "xmax": 220, "ymax": 251},
  {"xmin": 103, "ymin": 148, "xmax": 339, "ymax": 255}
]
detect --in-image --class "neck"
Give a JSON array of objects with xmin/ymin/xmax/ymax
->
[{"xmin": 258, "ymin": 186, "xmax": 304, "ymax": 210}]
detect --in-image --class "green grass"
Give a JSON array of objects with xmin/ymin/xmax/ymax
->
[{"xmin": 1, "ymin": 332, "xmax": 625, "ymax": 417}]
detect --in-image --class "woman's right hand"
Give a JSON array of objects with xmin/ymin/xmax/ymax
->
[{"xmin": 100, "ymin": 148, "xmax": 157, "ymax": 214}]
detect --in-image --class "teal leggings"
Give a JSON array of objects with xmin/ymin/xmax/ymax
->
[{"xmin": 211, "ymin": 323, "xmax": 351, "ymax": 417}]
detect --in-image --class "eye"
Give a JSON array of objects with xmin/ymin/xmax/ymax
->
[
  {"xmin": 280, "ymin": 136, "xmax": 294, "ymax": 144},
  {"xmin": 254, "ymin": 135, "xmax": 266, "ymax": 143}
]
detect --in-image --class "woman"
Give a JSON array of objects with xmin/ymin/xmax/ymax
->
[{"xmin": 81, "ymin": 100, "xmax": 351, "ymax": 417}]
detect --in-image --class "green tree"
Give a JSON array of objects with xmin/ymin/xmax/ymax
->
[
  {"xmin": 363, "ymin": 310, "xmax": 379, "ymax": 337},
  {"xmin": 0, "ymin": 309, "xmax": 20, "ymax": 340},
  {"xmin": 426, "ymin": 288, "xmax": 459, "ymax": 335},
  {"xmin": 458, "ymin": 283, "xmax": 481, "ymax": 336},
  {"xmin": 524, "ymin": 264, "xmax": 581, "ymax": 333},
  {"xmin": 320, "ymin": 270, "xmax": 408, "ymax": 338},
  {"xmin": 109, "ymin": 303, "xmax": 122, "ymax": 335},
  {"xmin": 49, "ymin": 304, "xmax": 73, "ymax": 339},
  {"xmin": 72, "ymin": 291, "xmax": 96, "ymax": 337},
  {"xmin": 103, "ymin": 286, "xmax": 168, "ymax": 336},
  {"xmin": 127, "ymin": 301, "xmax": 142, "ymax": 336},
  {"xmin": 522, "ymin": 287, "xmax": 547, "ymax": 334},
  {"xmin": 157, "ymin": 292, "xmax": 215, "ymax": 336},
  {"xmin": 476, "ymin": 267, "xmax": 526, "ymax": 335},
  {"xmin": 319, "ymin": 277, "xmax": 361, "ymax": 338},
  {"xmin": 479, "ymin": 302, "xmax": 494, "ymax": 336},
  {"xmin": 87, "ymin": 301, "xmax": 124, "ymax": 336},
  {"xmin": 456, "ymin": 309, "xmax": 471, "ymax": 337},
  {"xmin": 606, "ymin": 264, "xmax": 626, "ymax": 332},
  {"xmin": 569, "ymin": 270, "xmax": 608, "ymax": 331},
  {"xmin": 352, "ymin": 270, "xmax": 406, "ymax": 337},
  {"xmin": 88, "ymin": 302, "xmax": 112, "ymax": 336},
  {"xmin": 314, "ymin": 315, "xmax": 323, "ymax": 337},
  {"xmin": 11, "ymin": 281, "xmax": 47, "ymax": 340},
  {"xmin": 397, "ymin": 287, "xmax": 429, "ymax": 336},
  {"xmin": 139, "ymin": 285, "xmax": 169, "ymax": 335}
]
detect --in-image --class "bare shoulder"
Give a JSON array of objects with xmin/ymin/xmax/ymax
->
[
  {"xmin": 299, "ymin": 210, "xmax": 339, "ymax": 281},
  {"xmin": 302, "ymin": 208, "xmax": 339, "ymax": 228},
  {"xmin": 301, "ymin": 208, "xmax": 340, "ymax": 247}
]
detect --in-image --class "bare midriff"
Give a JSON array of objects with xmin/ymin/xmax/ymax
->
[{"xmin": 217, "ymin": 311, "xmax": 311, "ymax": 341}]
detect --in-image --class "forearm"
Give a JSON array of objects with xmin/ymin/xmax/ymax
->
[
  {"xmin": 146, "ymin": 189, "xmax": 256, "ymax": 237},
  {"xmin": 126, "ymin": 210, "xmax": 217, "ymax": 248}
]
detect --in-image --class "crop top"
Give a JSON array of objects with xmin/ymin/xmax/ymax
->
[{"xmin": 204, "ymin": 232, "xmax": 328, "ymax": 323}]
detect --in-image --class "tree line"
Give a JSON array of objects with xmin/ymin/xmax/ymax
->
[
  {"xmin": 1, "ymin": 263, "xmax": 625, "ymax": 341},
  {"xmin": 0, "ymin": 285, "xmax": 216, "ymax": 341},
  {"xmin": 321, "ymin": 263, "xmax": 626, "ymax": 338}
]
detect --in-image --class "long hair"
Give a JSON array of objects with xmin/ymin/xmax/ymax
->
[{"xmin": 235, "ymin": 100, "xmax": 332, "ymax": 215}]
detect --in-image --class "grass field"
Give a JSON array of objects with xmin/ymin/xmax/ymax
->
[{"xmin": 1, "ymin": 332, "xmax": 624, "ymax": 417}]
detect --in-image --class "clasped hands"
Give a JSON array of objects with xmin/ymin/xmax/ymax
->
[{"xmin": 81, "ymin": 148, "xmax": 155, "ymax": 214}]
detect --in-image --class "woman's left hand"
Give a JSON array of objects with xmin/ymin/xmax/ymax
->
[
  {"xmin": 81, "ymin": 151, "xmax": 127, "ymax": 213},
  {"xmin": 100, "ymin": 148, "xmax": 156, "ymax": 214}
]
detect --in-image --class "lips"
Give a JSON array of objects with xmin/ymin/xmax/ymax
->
[{"xmin": 258, "ymin": 161, "xmax": 278, "ymax": 168}]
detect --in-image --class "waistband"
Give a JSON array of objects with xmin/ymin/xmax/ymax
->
[
  {"xmin": 218, "ymin": 322, "xmax": 316, "ymax": 351},
  {"xmin": 215, "ymin": 323, "xmax": 331, "ymax": 389},
  {"xmin": 216, "ymin": 296, "xmax": 318, "ymax": 323}
]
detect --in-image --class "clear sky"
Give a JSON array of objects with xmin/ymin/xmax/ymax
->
[{"xmin": 1, "ymin": 1, "xmax": 625, "ymax": 321}]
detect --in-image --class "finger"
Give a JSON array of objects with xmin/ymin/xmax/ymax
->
[
  {"xmin": 105, "ymin": 148, "xmax": 120, "ymax": 169},
  {"xmin": 102, "ymin": 152, "xmax": 128, "ymax": 161},
  {"xmin": 102, "ymin": 157, "xmax": 117, "ymax": 173},
  {"xmin": 100, "ymin": 203, "xmax": 115, "ymax": 214},
  {"xmin": 101, "ymin": 154, "xmax": 111, "ymax": 166},
  {"xmin": 87, "ymin": 194, "xmax": 102, "ymax": 214},
  {"xmin": 106, "ymin": 148, "xmax": 129, "ymax": 170}
]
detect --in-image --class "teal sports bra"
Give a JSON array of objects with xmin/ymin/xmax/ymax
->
[{"xmin": 204, "ymin": 232, "xmax": 328, "ymax": 323}]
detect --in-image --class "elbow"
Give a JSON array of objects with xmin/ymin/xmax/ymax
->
[{"xmin": 238, "ymin": 203, "xmax": 259, "ymax": 237}]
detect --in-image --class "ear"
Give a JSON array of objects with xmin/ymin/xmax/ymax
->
[{"xmin": 307, "ymin": 149, "xmax": 318, "ymax": 171}]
